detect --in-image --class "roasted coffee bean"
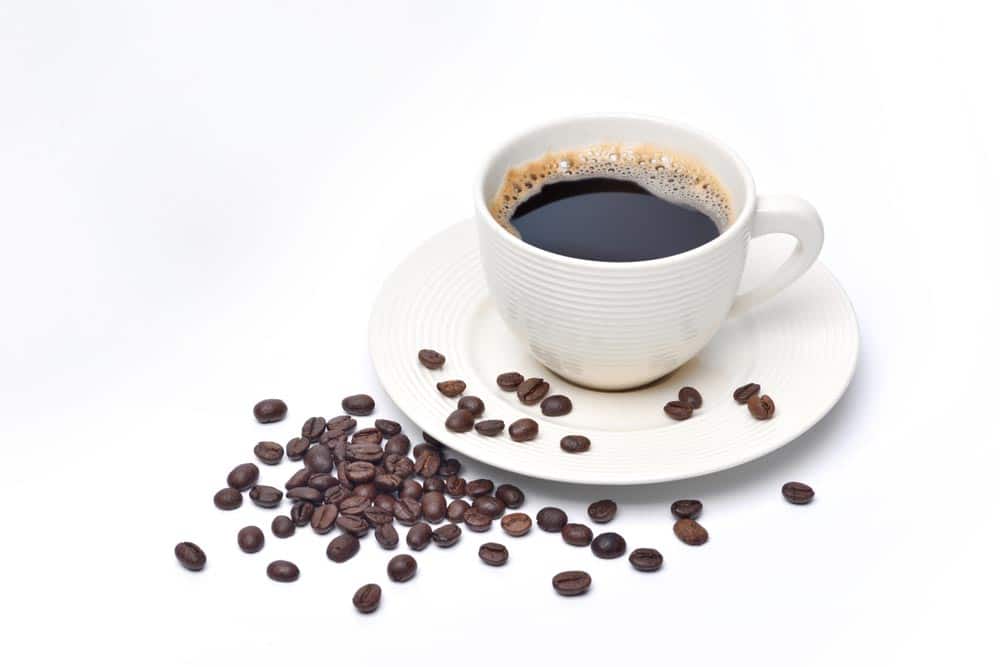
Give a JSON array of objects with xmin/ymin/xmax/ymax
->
[
  {"xmin": 679, "ymin": 386, "xmax": 703, "ymax": 409},
  {"xmin": 227, "ymin": 463, "xmax": 259, "ymax": 491},
  {"xmin": 323, "ymin": 485, "xmax": 348, "ymax": 505},
  {"xmin": 307, "ymin": 473, "xmax": 339, "ymax": 492},
  {"xmin": 537, "ymin": 507, "xmax": 568, "ymax": 532},
  {"xmin": 266, "ymin": 560, "xmax": 299, "ymax": 583},
  {"xmin": 479, "ymin": 542, "xmax": 508, "ymax": 566},
  {"xmin": 447, "ymin": 499, "xmax": 470, "ymax": 523},
  {"xmin": 351, "ymin": 427, "xmax": 383, "ymax": 445},
  {"xmin": 415, "ymin": 450, "xmax": 441, "ymax": 478},
  {"xmin": 327, "ymin": 533, "xmax": 360, "ymax": 562},
  {"xmin": 342, "ymin": 394, "xmax": 375, "ymax": 416},
  {"xmin": 271, "ymin": 515, "xmax": 294, "ymax": 538},
  {"xmin": 733, "ymin": 382, "xmax": 761, "ymax": 404},
  {"xmin": 214, "ymin": 487, "xmax": 243, "ymax": 510},
  {"xmin": 290, "ymin": 501, "xmax": 314, "ymax": 527},
  {"xmin": 664, "ymin": 400, "xmax": 694, "ymax": 420},
  {"xmin": 339, "ymin": 495, "xmax": 372, "ymax": 516},
  {"xmin": 418, "ymin": 348, "xmax": 446, "ymax": 369},
  {"xmin": 363, "ymin": 506, "xmax": 394, "ymax": 526},
  {"xmin": 385, "ymin": 433, "xmax": 411, "ymax": 456},
  {"xmin": 387, "ymin": 554, "xmax": 417, "ymax": 582},
  {"xmin": 629, "ymin": 548, "xmax": 663, "ymax": 572},
  {"xmin": 287, "ymin": 486, "xmax": 323, "ymax": 504},
  {"xmin": 445, "ymin": 476, "xmax": 467, "ymax": 498},
  {"xmin": 436, "ymin": 380, "xmax": 466, "ymax": 397},
  {"xmin": 561, "ymin": 523, "xmax": 593, "ymax": 546},
  {"xmin": 346, "ymin": 442, "xmax": 383, "ymax": 463},
  {"xmin": 375, "ymin": 523, "xmax": 399, "ymax": 549},
  {"xmin": 673, "ymin": 518, "xmax": 709, "ymax": 545},
  {"xmin": 310, "ymin": 504, "xmax": 339, "ymax": 534},
  {"xmin": 494, "ymin": 484, "xmax": 524, "ymax": 509},
  {"xmin": 474, "ymin": 419, "xmax": 505, "ymax": 436},
  {"xmin": 336, "ymin": 514, "xmax": 369, "ymax": 537},
  {"xmin": 438, "ymin": 458, "xmax": 459, "ymax": 476},
  {"xmin": 286, "ymin": 436, "xmax": 311, "ymax": 461},
  {"xmin": 422, "ymin": 477, "xmax": 446, "ymax": 493},
  {"xmin": 238, "ymin": 526, "xmax": 265, "ymax": 553},
  {"xmin": 560, "ymin": 435, "xmax": 591, "ymax": 453},
  {"xmin": 285, "ymin": 467, "xmax": 311, "ymax": 490},
  {"xmin": 301, "ymin": 416, "xmax": 326, "ymax": 442},
  {"xmin": 374, "ymin": 419, "xmax": 401, "ymax": 437},
  {"xmin": 253, "ymin": 398, "xmax": 287, "ymax": 424},
  {"xmin": 496, "ymin": 372, "xmax": 524, "ymax": 391},
  {"xmin": 304, "ymin": 445, "xmax": 334, "ymax": 473},
  {"xmin": 383, "ymin": 455, "xmax": 414, "ymax": 479},
  {"xmin": 466, "ymin": 478, "xmax": 494, "ymax": 497},
  {"xmin": 175, "ymin": 541, "xmax": 206, "ymax": 571},
  {"xmin": 374, "ymin": 473, "xmax": 402, "ymax": 492},
  {"xmin": 445, "ymin": 409, "xmax": 475, "ymax": 433},
  {"xmin": 473, "ymin": 495, "xmax": 505, "ymax": 519},
  {"xmin": 670, "ymin": 499, "xmax": 702, "ymax": 519},
  {"xmin": 407, "ymin": 522, "xmax": 433, "ymax": 550},
  {"xmin": 748, "ymin": 394, "xmax": 776, "ymax": 420},
  {"xmin": 421, "ymin": 491, "xmax": 447, "ymax": 523},
  {"xmin": 587, "ymin": 499, "xmax": 617, "ymax": 524},
  {"xmin": 540, "ymin": 394, "xmax": 572, "ymax": 416},
  {"xmin": 782, "ymin": 481, "xmax": 814, "ymax": 504},
  {"xmin": 345, "ymin": 461, "xmax": 377, "ymax": 484},
  {"xmin": 591, "ymin": 532, "xmax": 627, "ymax": 559},
  {"xmin": 412, "ymin": 443, "xmax": 435, "ymax": 459},
  {"xmin": 331, "ymin": 439, "xmax": 351, "ymax": 464},
  {"xmin": 463, "ymin": 508, "xmax": 492, "ymax": 532},
  {"xmin": 432, "ymin": 523, "xmax": 462, "ymax": 547},
  {"xmin": 394, "ymin": 498, "xmax": 422, "ymax": 525},
  {"xmin": 353, "ymin": 583, "xmax": 381, "ymax": 613},
  {"xmin": 249, "ymin": 485, "xmax": 283, "ymax": 508},
  {"xmin": 373, "ymin": 494, "xmax": 396, "ymax": 513},
  {"xmin": 508, "ymin": 418, "xmax": 539, "ymax": 442},
  {"xmin": 326, "ymin": 415, "xmax": 357, "ymax": 437},
  {"xmin": 399, "ymin": 479, "xmax": 423, "ymax": 500},
  {"xmin": 253, "ymin": 441, "xmax": 284, "ymax": 465},
  {"xmin": 552, "ymin": 570, "xmax": 590, "ymax": 596},
  {"xmin": 516, "ymin": 377, "xmax": 549, "ymax": 404},
  {"xmin": 320, "ymin": 429, "xmax": 347, "ymax": 448},
  {"xmin": 457, "ymin": 395, "xmax": 485, "ymax": 417},
  {"xmin": 501, "ymin": 513, "xmax": 532, "ymax": 537}
]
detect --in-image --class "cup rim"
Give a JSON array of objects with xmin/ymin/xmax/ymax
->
[{"xmin": 473, "ymin": 112, "xmax": 757, "ymax": 269}]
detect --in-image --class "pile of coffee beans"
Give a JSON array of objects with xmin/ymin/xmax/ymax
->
[
  {"xmin": 733, "ymin": 382, "xmax": 776, "ymax": 420},
  {"xmin": 664, "ymin": 385, "xmax": 703, "ymax": 420}
]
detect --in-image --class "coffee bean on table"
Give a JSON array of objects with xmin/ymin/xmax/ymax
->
[
  {"xmin": 407, "ymin": 522, "xmax": 433, "ymax": 550},
  {"xmin": 337, "ymin": 514, "xmax": 369, "ymax": 537},
  {"xmin": 479, "ymin": 542, "xmax": 508, "ymax": 566},
  {"xmin": 327, "ymin": 415, "xmax": 357, "ymax": 437},
  {"xmin": 733, "ymin": 382, "xmax": 761, "ymax": 404},
  {"xmin": 447, "ymin": 499, "xmax": 470, "ymax": 522},
  {"xmin": 587, "ymin": 499, "xmax": 617, "ymax": 523},
  {"xmin": 175, "ymin": 541, "xmax": 207, "ymax": 571},
  {"xmin": 436, "ymin": 380, "xmax": 466, "ymax": 397},
  {"xmin": 456, "ymin": 395, "xmax": 485, "ymax": 417},
  {"xmin": 466, "ymin": 479, "xmax": 494, "ymax": 497},
  {"xmin": 394, "ymin": 498, "xmax": 422, "ymax": 525},
  {"xmin": 439, "ymin": 457, "xmax": 461, "ymax": 476},
  {"xmin": 290, "ymin": 501, "xmax": 314, "ymax": 527},
  {"xmin": 678, "ymin": 386, "xmax": 703, "ymax": 408},
  {"xmin": 445, "ymin": 476, "xmax": 466, "ymax": 497},
  {"xmin": 591, "ymin": 532, "xmax": 627, "ymax": 559},
  {"xmin": 375, "ymin": 523, "xmax": 399, "ymax": 549},
  {"xmin": 339, "ymin": 495, "xmax": 372, "ymax": 515},
  {"xmin": 287, "ymin": 486, "xmax": 323, "ymax": 504},
  {"xmin": 363, "ymin": 506, "xmax": 394, "ymax": 527},
  {"xmin": 271, "ymin": 516, "xmax": 294, "ymax": 538},
  {"xmin": 516, "ymin": 378, "xmax": 549, "ymax": 404},
  {"xmin": 351, "ymin": 427, "xmax": 383, "ymax": 445},
  {"xmin": 501, "ymin": 513, "xmax": 532, "ymax": 536},
  {"xmin": 673, "ymin": 518, "xmax": 709, "ymax": 545},
  {"xmin": 286, "ymin": 436, "xmax": 311, "ymax": 461},
  {"xmin": 266, "ymin": 560, "xmax": 299, "ymax": 582},
  {"xmin": 748, "ymin": 394, "xmax": 776, "ymax": 420},
  {"xmin": 214, "ymin": 487, "xmax": 243, "ymax": 510},
  {"xmin": 387, "ymin": 554, "xmax": 417, "ymax": 582},
  {"xmin": 353, "ymin": 483, "xmax": 376, "ymax": 500},
  {"xmin": 423, "ymin": 477, "xmax": 446, "ymax": 493},
  {"xmin": 385, "ymin": 433, "xmax": 411, "ymax": 456},
  {"xmin": 304, "ymin": 445, "xmax": 334, "ymax": 473},
  {"xmin": 418, "ymin": 348, "xmax": 446, "ymax": 369},
  {"xmin": 399, "ymin": 479, "xmax": 422, "ymax": 500},
  {"xmin": 301, "ymin": 416, "xmax": 326, "ymax": 442},
  {"xmin": 253, "ymin": 441, "xmax": 284, "ymax": 465},
  {"xmin": 474, "ymin": 419, "xmax": 505, "ymax": 436},
  {"xmin": 311, "ymin": 504, "xmax": 339, "ymax": 534},
  {"xmin": 432, "ymin": 523, "xmax": 462, "ymax": 547},
  {"xmin": 374, "ymin": 419, "xmax": 401, "ymax": 438},
  {"xmin": 346, "ymin": 442, "xmax": 383, "ymax": 463},
  {"xmin": 561, "ymin": 523, "xmax": 593, "ymax": 546},
  {"xmin": 342, "ymin": 394, "xmax": 375, "ymax": 416},
  {"xmin": 782, "ymin": 481, "xmax": 814, "ymax": 504},
  {"xmin": 560, "ymin": 435, "xmax": 591, "ymax": 453},
  {"xmin": 373, "ymin": 494, "xmax": 396, "ymax": 514},
  {"xmin": 253, "ymin": 399, "xmax": 287, "ymax": 424},
  {"xmin": 540, "ymin": 395, "xmax": 572, "ymax": 416},
  {"xmin": 249, "ymin": 485, "xmax": 283, "ymax": 508},
  {"xmin": 464, "ymin": 508, "xmax": 493, "ymax": 532},
  {"xmin": 345, "ymin": 461, "xmax": 376, "ymax": 484},
  {"xmin": 324, "ymin": 486, "xmax": 349, "ymax": 505},
  {"xmin": 415, "ymin": 450, "xmax": 441, "ymax": 478},
  {"xmin": 307, "ymin": 473, "xmax": 339, "ymax": 492},
  {"xmin": 670, "ymin": 499, "xmax": 702, "ymax": 519},
  {"xmin": 285, "ymin": 467, "xmax": 311, "ymax": 490},
  {"xmin": 536, "ymin": 507, "xmax": 568, "ymax": 532},
  {"xmin": 227, "ymin": 463, "xmax": 259, "ymax": 491},
  {"xmin": 445, "ymin": 409, "xmax": 475, "ymax": 432},
  {"xmin": 552, "ymin": 570, "xmax": 591, "ymax": 596},
  {"xmin": 497, "ymin": 371, "xmax": 524, "ymax": 391},
  {"xmin": 473, "ymin": 495, "xmax": 505, "ymax": 519},
  {"xmin": 421, "ymin": 491, "xmax": 447, "ymax": 523},
  {"xmin": 508, "ymin": 418, "xmax": 539, "ymax": 442},
  {"xmin": 495, "ymin": 484, "xmax": 524, "ymax": 508},
  {"xmin": 664, "ymin": 400, "xmax": 694, "ymax": 420},
  {"xmin": 629, "ymin": 548, "xmax": 663, "ymax": 572},
  {"xmin": 327, "ymin": 533, "xmax": 361, "ymax": 562},
  {"xmin": 353, "ymin": 583, "xmax": 381, "ymax": 614}
]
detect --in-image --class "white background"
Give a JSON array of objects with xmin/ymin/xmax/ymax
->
[{"xmin": 2, "ymin": 1, "xmax": 998, "ymax": 664}]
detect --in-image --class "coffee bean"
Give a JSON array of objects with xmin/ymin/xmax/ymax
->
[
  {"xmin": 421, "ymin": 491, "xmax": 447, "ymax": 523},
  {"xmin": 290, "ymin": 501, "xmax": 314, "ymax": 527},
  {"xmin": 496, "ymin": 372, "xmax": 524, "ymax": 391},
  {"xmin": 301, "ymin": 416, "xmax": 326, "ymax": 442},
  {"xmin": 399, "ymin": 479, "xmax": 422, "ymax": 500},
  {"xmin": 354, "ymin": 482, "xmax": 377, "ymax": 501},
  {"xmin": 412, "ymin": 443, "xmax": 436, "ymax": 459},
  {"xmin": 286, "ymin": 486, "xmax": 323, "ymax": 504},
  {"xmin": 664, "ymin": 400, "xmax": 694, "ymax": 420},
  {"xmin": 536, "ymin": 507, "xmax": 568, "ymax": 532},
  {"xmin": 423, "ymin": 476, "xmax": 446, "ymax": 493},
  {"xmin": 418, "ymin": 348, "xmax": 446, "ymax": 369},
  {"xmin": 670, "ymin": 499, "xmax": 702, "ymax": 519},
  {"xmin": 363, "ymin": 506, "xmax": 394, "ymax": 526},
  {"xmin": 351, "ymin": 427, "xmax": 383, "ymax": 445},
  {"xmin": 304, "ymin": 444, "xmax": 334, "ymax": 473},
  {"xmin": 394, "ymin": 498, "xmax": 422, "ymax": 525},
  {"xmin": 327, "ymin": 533, "xmax": 361, "ymax": 562},
  {"xmin": 748, "ymin": 394, "xmax": 775, "ymax": 420},
  {"xmin": 214, "ymin": 487, "xmax": 243, "ymax": 510},
  {"xmin": 440, "ymin": 457, "xmax": 459, "ymax": 475},
  {"xmin": 385, "ymin": 433, "xmax": 411, "ymax": 456},
  {"xmin": 271, "ymin": 515, "xmax": 294, "ymax": 538},
  {"xmin": 478, "ymin": 542, "xmax": 508, "ymax": 566},
  {"xmin": 323, "ymin": 485, "xmax": 348, "ymax": 505},
  {"xmin": 336, "ymin": 514, "xmax": 369, "ymax": 537},
  {"xmin": 307, "ymin": 473, "xmax": 339, "ymax": 492},
  {"xmin": 286, "ymin": 436, "xmax": 311, "ymax": 461},
  {"xmin": 673, "ymin": 518, "xmax": 709, "ymax": 545},
  {"xmin": 552, "ymin": 570, "xmax": 590, "ymax": 596},
  {"xmin": 432, "ymin": 523, "xmax": 462, "ymax": 547},
  {"xmin": 387, "ymin": 554, "xmax": 417, "ymax": 582},
  {"xmin": 342, "ymin": 394, "xmax": 375, "ymax": 416},
  {"xmin": 353, "ymin": 583, "xmax": 381, "ymax": 614},
  {"xmin": 447, "ymin": 499, "xmax": 470, "ymax": 523},
  {"xmin": 374, "ymin": 473, "xmax": 402, "ymax": 493},
  {"xmin": 561, "ymin": 523, "xmax": 593, "ymax": 546},
  {"xmin": 227, "ymin": 463, "xmax": 259, "ymax": 491},
  {"xmin": 591, "ymin": 532, "xmax": 626, "ymax": 559},
  {"xmin": 384, "ymin": 457, "xmax": 413, "ymax": 480},
  {"xmin": 733, "ymin": 382, "xmax": 761, "ymax": 404},
  {"xmin": 629, "ymin": 548, "xmax": 663, "ymax": 572},
  {"xmin": 781, "ymin": 481, "xmax": 814, "ymax": 504},
  {"xmin": 436, "ymin": 380, "xmax": 466, "ymax": 397},
  {"xmin": 457, "ymin": 395, "xmax": 485, "ymax": 417},
  {"xmin": 373, "ymin": 494, "xmax": 396, "ymax": 513},
  {"xmin": 587, "ymin": 499, "xmax": 617, "ymax": 524},
  {"xmin": 253, "ymin": 441, "xmax": 284, "ymax": 465},
  {"xmin": 346, "ymin": 442, "xmax": 383, "ymax": 463},
  {"xmin": 540, "ymin": 394, "xmax": 572, "ymax": 416},
  {"xmin": 445, "ymin": 409, "xmax": 475, "ymax": 432},
  {"xmin": 678, "ymin": 386, "xmax": 703, "ymax": 409},
  {"xmin": 339, "ymin": 495, "xmax": 372, "ymax": 516},
  {"xmin": 508, "ymin": 418, "xmax": 539, "ymax": 442},
  {"xmin": 474, "ymin": 419, "xmax": 505, "ymax": 436},
  {"xmin": 320, "ymin": 430, "xmax": 348, "ymax": 451},
  {"xmin": 375, "ymin": 523, "xmax": 399, "ymax": 549},
  {"xmin": 253, "ymin": 398, "xmax": 287, "ymax": 423},
  {"xmin": 516, "ymin": 377, "xmax": 549, "ymax": 404},
  {"xmin": 407, "ymin": 522, "xmax": 433, "ymax": 550},
  {"xmin": 445, "ymin": 476, "xmax": 466, "ymax": 497},
  {"xmin": 326, "ymin": 415, "xmax": 357, "ymax": 437},
  {"xmin": 249, "ymin": 485, "xmax": 283, "ymax": 508},
  {"xmin": 464, "ymin": 508, "xmax": 493, "ymax": 532},
  {"xmin": 266, "ymin": 560, "xmax": 299, "ymax": 582},
  {"xmin": 345, "ymin": 461, "xmax": 377, "ymax": 484},
  {"xmin": 466, "ymin": 478, "xmax": 494, "ymax": 497},
  {"xmin": 560, "ymin": 435, "xmax": 591, "ymax": 453},
  {"xmin": 374, "ymin": 419, "xmax": 401, "ymax": 438},
  {"xmin": 175, "ymin": 541, "xmax": 206, "ymax": 571},
  {"xmin": 310, "ymin": 504, "xmax": 339, "ymax": 534},
  {"xmin": 415, "ymin": 450, "xmax": 441, "ymax": 478},
  {"xmin": 501, "ymin": 513, "xmax": 532, "ymax": 537},
  {"xmin": 284, "ymin": 467, "xmax": 311, "ymax": 490},
  {"xmin": 495, "ymin": 484, "xmax": 524, "ymax": 509},
  {"xmin": 473, "ymin": 495, "xmax": 505, "ymax": 519}
]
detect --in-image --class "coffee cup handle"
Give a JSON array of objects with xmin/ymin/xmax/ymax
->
[{"xmin": 729, "ymin": 194, "xmax": 824, "ymax": 317}]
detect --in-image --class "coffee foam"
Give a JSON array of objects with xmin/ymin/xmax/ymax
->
[{"xmin": 489, "ymin": 143, "xmax": 732, "ymax": 236}]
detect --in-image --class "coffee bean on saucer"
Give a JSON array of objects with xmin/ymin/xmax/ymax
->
[
  {"xmin": 253, "ymin": 399, "xmax": 287, "ymax": 424},
  {"xmin": 249, "ymin": 485, "xmax": 283, "ymax": 508},
  {"xmin": 562, "ymin": 523, "xmax": 593, "ymax": 546},
  {"xmin": 226, "ymin": 463, "xmax": 259, "ymax": 491},
  {"xmin": 266, "ymin": 560, "xmax": 299, "ymax": 583},
  {"xmin": 385, "ymin": 434, "xmax": 411, "ymax": 456},
  {"xmin": 516, "ymin": 378, "xmax": 549, "ymax": 405},
  {"xmin": 311, "ymin": 504, "xmax": 339, "ymax": 534},
  {"xmin": 748, "ymin": 394, "xmax": 776, "ymax": 420},
  {"xmin": 495, "ymin": 484, "xmax": 524, "ymax": 508},
  {"xmin": 253, "ymin": 441, "xmax": 284, "ymax": 465},
  {"xmin": 587, "ymin": 499, "xmax": 617, "ymax": 523},
  {"xmin": 375, "ymin": 523, "xmax": 399, "ymax": 549},
  {"xmin": 678, "ymin": 386, "xmax": 703, "ymax": 409},
  {"xmin": 214, "ymin": 487, "xmax": 243, "ymax": 510},
  {"xmin": 540, "ymin": 395, "xmax": 572, "ymax": 416},
  {"xmin": 445, "ymin": 409, "xmax": 475, "ymax": 433},
  {"xmin": 674, "ymin": 518, "xmax": 709, "ymax": 545},
  {"xmin": 560, "ymin": 435, "xmax": 591, "ymax": 453},
  {"xmin": 447, "ymin": 499, "xmax": 470, "ymax": 522},
  {"xmin": 464, "ymin": 508, "xmax": 492, "ymax": 532},
  {"xmin": 456, "ymin": 395, "xmax": 485, "ymax": 417},
  {"xmin": 537, "ymin": 507, "xmax": 568, "ymax": 532},
  {"xmin": 387, "ymin": 555, "xmax": 417, "ymax": 582},
  {"xmin": 174, "ymin": 541, "xmax": 206, "ymax": 571},
  {"xmin": 445, "ymin": 476, "xmax": 466, "ymax": 497},
  {"xmin": 342, "ymin": 394, "xmax": 375, "ymax": 416},
  {"xmin": 270, "ymin": 516, "xmax": 294, "ymax": 539},
  {"xmin": 552, "ymin": 570, "xmax": 591, "ymax": 596},
  {"xmin": 501, "ymin": 512, "xmax": 532, "ymax": 536},
  {"xmin": 290, "ymin": 501, "xmax": 314, "ymax": 527},
  {"xmin": 326, "ymin": 415, "xmax": 357, "ymax": 438},
  {"xmin": 432, "ymin": 523, "xmax": 462, "ymax": 547},
  {"xmin": 466, "ymin": 479, "xmax": 494, "ymax": 497},
  {"xmin": 670, "ymin": 499, "xmax": 702, "ymax": 519},
  {"xmin": 479, "ymin": 542, "xmax": 508, "ymax": 566},
  {"xmin": 286, "ymin": 436, "xmax": 311, "ymax": 461},
  {"xmin": 301, "ymin": 416, "xmax": 326, "ymax": 442},
  {"xmin": 782, "ymin": 481, "xmax": 815, "ymax": 504},
  {"xmin": 497, "ymin": 372, "xmax": 524, "ymax": 391},
  {"xmin": 473, "ymin": 495, "xmax": 505, "ymax": 519},
  {"xmin": 418, "ymin": 348, "xmax": 446, "ymax": 369},
  {"xmin": 436, "ymin": 380, "xmax": 466, "ymax": 397},
  {"xmin": 664, "ymin": 400, "xmax": 694, "ymax": 420},
  {"xmin": 629, "ymin": 548, "xmax": 663, "ymax": 572},
  {"xmin": 733, "ymin": 382, "xmax": 761, "ymax": 404},
  {"xmin": 474, "ymin": 419, "xmax": 505, "ymax": 436},
  {"xmin": 591, "ymin": 532, "xmax": 627, "ymax": 559},
  {"xmin": 508, "ymin": 418, "xmax": 539, "ymax": 442}
]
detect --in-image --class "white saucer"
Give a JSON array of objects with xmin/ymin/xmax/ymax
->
[{"xmin": 369, "ymin": 221, "xmax": 859, "ymax": 485}]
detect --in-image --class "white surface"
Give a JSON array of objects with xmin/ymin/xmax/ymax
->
[
  {"xmin": 1, "ymin": 1, "xmax": 998, "ymax": 665},
  {"xmin": 371, "ymin": 220, "xmax": 858, "ymax": 483}
]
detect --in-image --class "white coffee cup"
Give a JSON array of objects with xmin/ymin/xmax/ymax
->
[{"xmin": 474, "ymin": 114, "xmax": 823, "ymax": 390}]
